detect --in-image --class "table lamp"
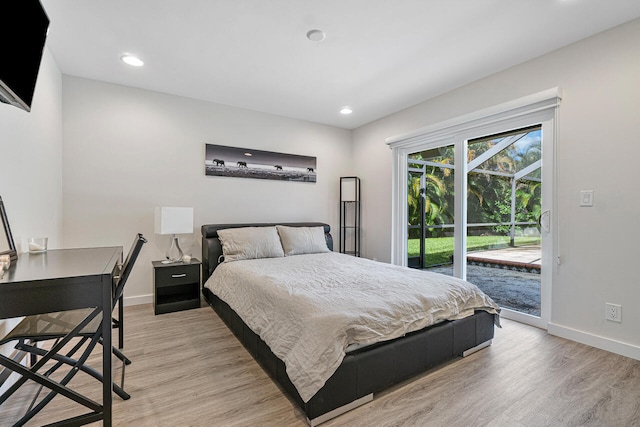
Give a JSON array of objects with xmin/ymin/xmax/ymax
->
[{"xmin": 154, "ymin": 207, "xmax": 194, "ymax": 263}]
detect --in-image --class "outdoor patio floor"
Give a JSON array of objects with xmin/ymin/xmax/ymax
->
[
  {"xmin": 467, "ymin": 245, "xmax": 541, "ymax": 271},
  {"xmin": 428, "ymin": 245, "xmax": 542, "ymax": 316}
]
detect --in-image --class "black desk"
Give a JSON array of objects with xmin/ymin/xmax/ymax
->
[{"xmin": 0, "ymin": 246, "xmax": 122, "ymax": 426}]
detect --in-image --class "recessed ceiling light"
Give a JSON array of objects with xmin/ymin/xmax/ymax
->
[
  {"xmin": 244, "ymin": 152, "xmax": 253, "ymax": 157},
  {"xmin": 306, "ymin": 29, "xmax": 326, "ymax": 42},
  {"xmin": 339, "ymin": 106, "xmax": 353, "ymax": 115},
  {"xmin": 121, "ymin": 54, "xmax": 144, "ymax": 67}
]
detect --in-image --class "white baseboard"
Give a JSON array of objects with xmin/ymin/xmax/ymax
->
[
  {"xmin": 547, "ymin": 322, "xmax": 640, "ymax": 361},
  {"xmin": 122, "ymin": 294, "xmax": 153, "ymax": 307}
]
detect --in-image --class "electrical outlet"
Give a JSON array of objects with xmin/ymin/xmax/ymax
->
[{"xmin": 605, "ymin": 303, "xmax": 622, "ymax": 322}]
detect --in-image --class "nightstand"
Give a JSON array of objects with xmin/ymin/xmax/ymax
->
[{"xmin": 153, "ymin": 259, "xmax": 201, "ymax": 315}]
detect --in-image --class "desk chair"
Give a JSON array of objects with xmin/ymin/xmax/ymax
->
[{"xmin": 0, "ymin": 233, "xmax": 146, "ymax": 426}]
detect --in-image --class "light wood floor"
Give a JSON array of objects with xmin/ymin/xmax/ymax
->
[{"xmin": 2, "ymin": 302, "xmax": 639, "ymax": 426}]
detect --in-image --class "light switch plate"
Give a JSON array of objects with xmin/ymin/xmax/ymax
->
[{"xmin": 580, "ymin": 190, "xmax": 594, "ymax": 207}]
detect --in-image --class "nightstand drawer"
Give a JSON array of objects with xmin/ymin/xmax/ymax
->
[{"xmin": 155, "ymin": 264, "xmax": 200, "ymax": 287}]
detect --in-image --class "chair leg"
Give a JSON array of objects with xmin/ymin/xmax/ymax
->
[
  {"xmin": 0, "ymin": 356, "xmax": 103, "ymax": 427},
  {"xmin": 36, "ymin": 336, "xmax": 90, "ymax": 379},
  {"xmin": 1, "ymin": 332, "xmax": 103, "ymax": 426},
  {"xmin": 0, "ymin": 308, "xmax": 101, "ymax": 407},
  {"xmin": 112, "ymin": 345, "xmax": 132, "ymax": 365},
  {"xmin": 17, "ymin": 342, "xmax": 131, "ymax": 400},
  {"xmin": 99, "ymin": 336, "xmax": 131, "ymax": 365},
  {"xmin": 13, "ymin": 332, "xmax": 102, "ymax": 425},
  {"xmin": 118, "ymin": 294, "xmax": 124, "ymax": 349}
]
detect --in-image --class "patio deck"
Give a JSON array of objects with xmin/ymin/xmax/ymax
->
[
  {"xmin": 427, "ymin": 245, "xmax": 542, "ymax": 316},
  {"xmin": 467, "ymin": 245, "xmax": 541, "ymax": 272}
]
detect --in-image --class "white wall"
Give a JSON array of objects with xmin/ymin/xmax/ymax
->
[
  {"xmin": 61, "ymin": 76, "xmax": 352, "ymax": 303},
  {"xmin": 352, "ymin": 18, "xmax": 640, "ymax": 358},
  {"xmin": 0, "ymin": 48, "xmax": 63, "ymax": 368}
]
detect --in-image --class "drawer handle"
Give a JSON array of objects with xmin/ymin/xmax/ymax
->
[{"xmin": 171, "ymin": 273, "xmax": 187, "ymax": 278}]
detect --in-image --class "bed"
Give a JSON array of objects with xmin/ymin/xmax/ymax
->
[{"xmin": 201, "ymin": 222, "xmax": 499, "ymax": 426}]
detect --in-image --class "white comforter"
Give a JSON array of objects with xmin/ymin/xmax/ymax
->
[{"xmin": 204, "ymin": 252, "xmax": 500, "ymax": 402}]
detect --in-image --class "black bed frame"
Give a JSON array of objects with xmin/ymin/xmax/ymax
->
[{"xmin": 201, "ymin": 222, "xmax": 496, "ymax": 425}]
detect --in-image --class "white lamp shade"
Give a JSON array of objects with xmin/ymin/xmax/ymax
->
[
  {"xmin": 341, "ymin": 178, "xmax": 357, "ymax": 202},
  {"xmin": 154, "ymin": 207, "xmax": 194, "ymax": 235}
]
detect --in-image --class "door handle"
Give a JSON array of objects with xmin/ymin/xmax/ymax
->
[{"xmin": 540, "ymin": 210, "xmax": 551, "ymax": 233}]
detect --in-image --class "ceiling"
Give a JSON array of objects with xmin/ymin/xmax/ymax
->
[{"xmin": 40, "ymin": 0, "xmax": 640, "ymax": 130}]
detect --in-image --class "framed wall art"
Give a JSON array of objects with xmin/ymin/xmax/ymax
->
[{"xmin": 205, "ymin": 144, "xmax": 316, "ymax": 183}]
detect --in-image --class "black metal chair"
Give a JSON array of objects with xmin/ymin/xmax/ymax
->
[{"xmin": 0, "ymin": 233, "xmax": 146, "ymax": 426}]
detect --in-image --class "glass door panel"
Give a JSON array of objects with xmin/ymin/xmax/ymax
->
[
  {"xmin": 407, "ymin": 144, "xmax": 455, "ymax": 276},
  {"xmin": 465, "ymin": 127, "xmax": 542, "ymax": 317}
]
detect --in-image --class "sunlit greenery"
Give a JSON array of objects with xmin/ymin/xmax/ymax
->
[{"xmin": 408, "ymin": 129, "xmax": 542, "ymax": 240}]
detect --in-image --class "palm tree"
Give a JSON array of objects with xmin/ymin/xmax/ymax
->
[{"xmin": 408, "ymin": 157, "xmax": 454, "ymax": 238}]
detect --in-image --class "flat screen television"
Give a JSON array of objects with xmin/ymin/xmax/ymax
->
[{"xmin": 0, "ymin": 0, "xmax": 50, "ymax": 112}]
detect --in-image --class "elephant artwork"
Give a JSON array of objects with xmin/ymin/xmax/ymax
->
[{"xmin": 205, "ymin": 143, "xmax": 316, "ymax": 182}]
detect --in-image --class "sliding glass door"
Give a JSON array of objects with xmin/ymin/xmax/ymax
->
[
  {"xmin": 465, "ymin": 127, "xmax": 542, "ymax": 318},
  {"xmin": 402, "ymin": 122, "xmax": 553, "ymax": 328},
  {"xmin": 390, "ymin": 90, "xmax": 560, "ymax": 329},
  {"xmin": 405, "ymin": 123, "xmax": 552, "ymax": 326}
]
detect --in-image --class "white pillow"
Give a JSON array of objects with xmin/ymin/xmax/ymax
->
[
  {"xmin": 276, "ymin": 225, "xmax": 330, "ymax": 256},
  {"xmin": 218, "ymin": 226, "xmax": 284, "ymax": 262}
]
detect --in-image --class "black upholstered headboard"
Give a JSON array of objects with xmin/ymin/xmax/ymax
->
[{"xmin": 201, "ymin": 222, "xmax": 333, "ymax": 281}]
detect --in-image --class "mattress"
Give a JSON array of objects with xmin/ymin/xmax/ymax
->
[{"xmin": 204, "ymin": 252, "xmax": 500, "ymax": 402}]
